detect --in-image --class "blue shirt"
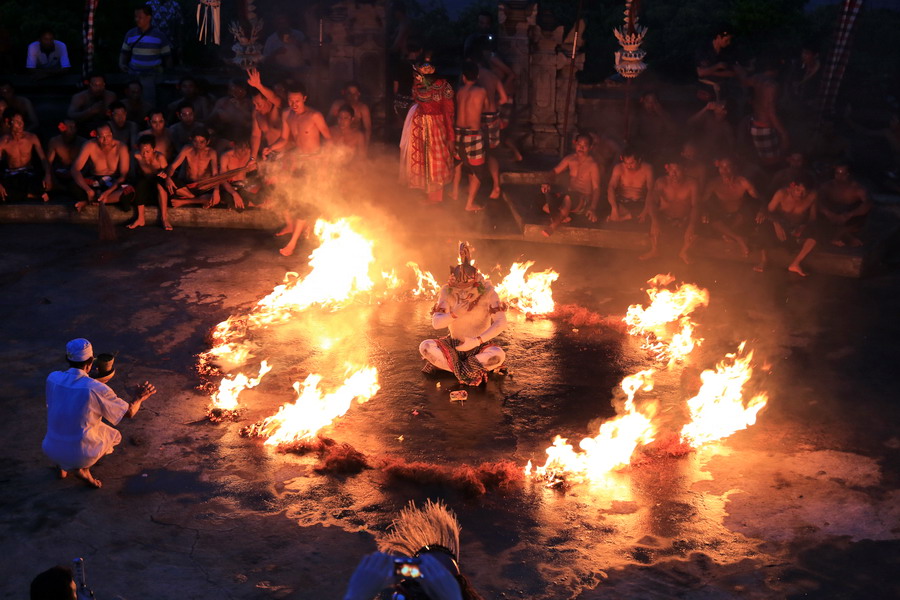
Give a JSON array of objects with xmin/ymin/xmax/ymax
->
[{"xmin": 121, "ymin": 26, "xmax": 171, "ymax": 72}]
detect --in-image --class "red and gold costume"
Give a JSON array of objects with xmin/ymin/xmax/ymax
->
[{"xmin": 400, "ymin": 76, "xmax": 455, "ymax": 194}]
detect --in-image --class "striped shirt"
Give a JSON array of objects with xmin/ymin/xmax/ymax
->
[{"xmin": 121, "ymin": 26, "xmax": 171, "ymax": 72}]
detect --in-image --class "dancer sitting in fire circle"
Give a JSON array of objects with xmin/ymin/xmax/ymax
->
[{"xmin": 419, "ymin": 242, "xmax": 507, "ymax": 385}]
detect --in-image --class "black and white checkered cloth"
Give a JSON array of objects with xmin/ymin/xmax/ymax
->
[{"xmin": 818, "ymin": 0, "xmax": 864, "ymax": 118}]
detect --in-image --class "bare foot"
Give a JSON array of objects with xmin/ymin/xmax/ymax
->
[
  {"xmin": 831, "ymin": 238, "xmax": 846, "ymax": 247},
  {"xmin": 753, "ymin": 264, "xmax": 765, "ymax": 273},
  {"xmin": 74, "ymin": 468, "xmax": 102, "ymax": 488},
  {"xmin": 788, "ymin": 264, "xmax": 807, "ymax": 277},
  {"xmin": 737, "ymin": 241, "xmax": 750, "ymax": 257},
  {"xmin": 274, "ymin": 224, "xmax": 294, "ymax": 236},
  {"xmin": 127, "ymin": 220, "xmax": 145, "ymax": 229},
  {"xmin": 512, "ymin": 151, "xmax": 524, "ymax": 162},
  {"xmin": 58, "ymin": 466, "xmax": 68, "ymax": 479},
  {"xmin": 448, "ymin": 190, "xmax": 459, "ymax": 201},
  {"xmin": 542, "ymin": 228, "xmax": 552, "ymax": 237},
  {"xmin": 638, "ymin": 250, "xmax": 658, "ymax": 261},
  {"xmin": 679, "ymin": 250, "xmax": 692, "ymax": 265},
  {"xmin": 163, "ymin": 222, "xmax": 173, "ymax": 231},
  {"xmin": 74, "ymin": 201, "xmax": 87, "ymax": 212},
  {"xmin": 42, "ymin": 193, "xmax": 50, "ymax": 202},
  {"xmin": 465, "ymin": 204, "xmax": 484, "ymax": 212},
  {"xmin": 279, "ymin": 242, "xmax": 296, "ymax": 257},
  {"xmin": 489, "ymin": 187, "xmax": 501, "ymax": 199}
]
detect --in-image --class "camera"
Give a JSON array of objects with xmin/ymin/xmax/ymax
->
[{"xmin": 394, "ymin": 556, "xmax": 422, "ymax": 579}]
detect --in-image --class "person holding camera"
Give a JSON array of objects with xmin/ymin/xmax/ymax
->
[{"xmin": 42, "ymin": 338, "xmax": 156, "ymax": 488}]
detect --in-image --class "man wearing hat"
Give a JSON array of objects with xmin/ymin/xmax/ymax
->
[{"xmin": 42, "ymin": 338, "xmax": 156, "ymax": 488}]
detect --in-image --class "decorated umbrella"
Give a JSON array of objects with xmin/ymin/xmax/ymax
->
[
  {"xmin": 82, "ymin": 0, "xmax": 99, "ymax": 79},
  {"xmin": 613, "ymin": 0, "xmax": 648, "ymax": 142}
]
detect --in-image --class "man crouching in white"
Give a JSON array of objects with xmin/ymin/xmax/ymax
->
[
  {"xmin": 419, "ymin": 242, "xmax": 507, "ymax": 386},
  {"xmin": 42, "ymin": 338, "xmax": 156, "ymax": 488}
]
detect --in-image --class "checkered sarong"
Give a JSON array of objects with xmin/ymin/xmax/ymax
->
[
  {"xmin": 454, "ymin": 127, "xmax": 485, "ymax": 166},
  {"xmin": 481, "ymin": 111, "xmax": 501, "ymax": 149},
  {"xmin": 750, "ymin": 123, "xmax": 780, "ymax": 160},
  {"xmin": 423, "ymin": 334, "xmax": 488, "ymax": 386}
]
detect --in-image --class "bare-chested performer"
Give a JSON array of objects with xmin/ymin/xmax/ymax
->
[
  {"xmin": 139, "ymin": 110, "xmax": 175, "ymax": 161},
  {"xmin": 419, "ymin": 242, "xmax": 508, "ymax": 385},
  {"xmin": 758, "ymin": 175, "xmax": 818, "ymax": 276},
  {"xmin": 744, "ymin": 57, "xmax": 789, "ymax": 167},
  {"xmin": 327, "ymin": 82, "xmax": 372, "ymax": 149},
  {"xmin": 330, "ymin": 105, "xmax": 366, "ymax": 163},
  {"xmin": 0, "ymin": 109, "xmax": 51, "ymax": 202},
  {"xmin": 70, "ymin": 124, "xmax": 132, "ymax": 211},
  {"xmin": 818, "ymin": 163, "xmax": 871, "ymax": 247},
  {"xmin": 246, "ymin": 68, "xmax": 283, "ymax": 160},
  {"xmin": 475, "ymin": 52, "xmax": 509, "ymax": 200},
  {"xmin": 642, "ymin": 158, "xmax": 699, "ymax": 264},
  {"xmin": 452, "ymin": 62, "xmax": 489, "ymax": 212},
  {"xmin": 267, "ymin": 82, "xmax": 331, "ymax": 257},
  {"xmin": 540, "ymin": 134, "xmax": 602, "ymax": 236},
  {"xmin": 165, "ymin": 127, "xmax": 220, "ymax": 208},
  {"xmin": 607, "ymin": 146, "xmax": 654, "ymax": 222},
  {"xmin": 128, "ymin": 134, "xmax": 172, "ymax": 230},
  {"xmin": 67, "ymin": 73, "xmax": 117, "ymax": 135},
  {"xmin": 220, "ymin": 138, "xmax": 261, "ymax": 210},
  {"xmin": 47, "ymin": 119, "xmax": 85, "ymax": 191},
  {"xmin": 704, "ymin": 157, "xmax": 762, "ymax": 256}
]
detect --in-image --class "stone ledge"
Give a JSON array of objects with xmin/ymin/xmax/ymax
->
[{"xmin": 0, "ymin": 203, "xmax": 282, "ymax": 229}]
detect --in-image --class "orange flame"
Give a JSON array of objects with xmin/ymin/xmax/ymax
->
[
  {"xmin": 249, "ymin": 366, "xmax": 381, "ymax": 445},
  {"xmin": 406, "ymin": 261, "xmax": 441, "ymax": 299},
  {"xmin": 210, "ymin": 361, "xmax": 272, "ymax": 412},
  {"xmin": 680, "ymin": 343, "xmax": 768, "ymax": 447},
  {"xmin": 494, "ymin": 261, "xmax": 559, "ymax": 315},
  {"xmin": 623, "ymin": 274, "xmax": 709, "ymax": 363}
]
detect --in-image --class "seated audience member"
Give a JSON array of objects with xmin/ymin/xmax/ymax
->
[
  {"xmin": 633, "ymin": 91, "xmax": 677, "ymax": 165},
  {"xmin": 330, "ymin": 105, "xmax": 366, "ymax": 162},
  {"xmin": 607, "ymin": 146, "xmax": 654, "ymax": 222},
  {"xmin": 703, "ymin": 157, "xmax": 762, "ymax": 257},
  {"xmin": 68, "ymin": 74, "xmax": 117, "ymax": 135},
  {"xmin": 246, "ymin": 68, "xmax": 283, "ymax": 159},
  {"xmin": 129, "ymin": 134, "xmax": 172, "ymax": 230},
  {"xmin": 0, "ymin": 81, "xmax": 39, "ymax": 131},
  {"xmin": 208, "ymin": 79, "xmax": 253, "ymax": 148},
  {"xmin": 219, "ymin": 138, "xmax": 261, "ymax": 210},
  {"xmin": 168, "ymin": 102, "xmax": 204, "ymax": 153},
  {"xmin": 165, "ymin": 127, "xmax": 221, "ymax": 208},
  {"xmin": 540, "ymin": 133, "xmax": 602, "ymax": 235},
  {"xmin": 70, "ymin": 124, "xmax": 133, "ymax": 211},
  {"xmin": 42, "ymin": 338, "xmax": 156, "ymax": 488},
  {"xmin": 680, "ymin": 141, "xmax": 709, "ymax": 191},
  {"xmin": 47, "ymin": 120, "xmax": 86, "ymax": 191},
  {"xmin": 262, "ymin": 13, "xmax": 308, "ymax": 79},
  {"xmin": 26, "ymin": 28, "xmax": 71, "ymax": 79},
  {"xmin": 328, "ymin": 82, "xmax": 372, "ymax": 148},
  {"xmin": 167, "ymin": 76, "xmax": 213, "ymax": 122},
  {"xmin": 757, "ymin": 175, "xmax": 818, "ymax": 276},
  {"xmin": 817, "ymin": 163, "xmax": 871, "ymax": 247},
  {"xmin": 0, "ymin": 99, "xmax": 8, "ymax": 136},
  {"xmin": 771, "ymin": 151, "xmax": 815, "ymax": 197},
  {"xmin": 122, "ymin": 80, "xmax": 148, "ymax": 124},
  {"xmin": 139, "ymin": 110, "xmax": 175, "ymax": 161},
  {"xmin": 0, "ymin": 109, "xmax": 51, "ymax": 202},
  {"xmin": 687, "ymin": 101, "xmax": 735, "ymax": 161},
  {"xmin": 642, "ymin": 157, "xmax": 700, "ymax": 263},
  {"xmin": 30, "ymin": 565, "xmax": 76, "ymax": 600},
  {"xmin": 107, "ymin": 101, "xmax": 139, "ymax": 150}
]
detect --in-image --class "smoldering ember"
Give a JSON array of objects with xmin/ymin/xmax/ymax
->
[{"xmin": 2, "ymin": 0, "xmax": 899, "ymax": 599}]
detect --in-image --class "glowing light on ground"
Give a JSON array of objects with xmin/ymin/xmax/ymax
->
[
  {"xmin": 624, "ymin": 274, "xmax": 710, "ymax": 363},
  {"xmin": 680, "ymin": 343, "xmax": 768, "ymax": 447},
  {"xmin": 244, "ymin": 366, "xmax": 381, "ymax": 445},
  {"xmin": 495, "ymin": 261, "xmax": 559, "ymax": 315}
]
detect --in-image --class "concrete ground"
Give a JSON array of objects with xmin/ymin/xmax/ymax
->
[{"xmin": 2, "ymin": 220, "xmax": 899, "ymax": 599}]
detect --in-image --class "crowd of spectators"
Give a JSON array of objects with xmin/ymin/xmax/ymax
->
[{"xmin": 0, "ymin": 4, "xmax": 892, "ymax": 273}]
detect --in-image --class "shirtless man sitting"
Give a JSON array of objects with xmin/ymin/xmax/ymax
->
[
  {"xmin": 70, "ymin": 124, "xmax": 133, "ymax": 211},
  {"xmin": 453, "ymin": 62, "xmax": 489, "ymax": 212},
  {"xmin": 47, "ymin": 119, "xmax": 85, "ymax": 191},
  {"xmin": 541, "ymin": 133, "xmax": 602, "ymax": 236},
  {"xmin": 758, "ymin": 175, "xmax": 818, "ymax": 276},
  {"xmin": 642, "ymin": 158, "xmax": 699, "ymax": 264},
  {"xmin": 220, "ymin": 138, "xmax": 261, "ymax": 210},
  {"xmin": 330, "ymin": 105, "xmax": 366, "ymax": 163},
  {"xmin": 165, "ymin": 127, "xmax": 220, "ymax": 208},
  {"xmin": 607, "ymin": 146, "xmax": 654, "ymax": 222},
  {"xmin": 246, "ymin": 68, "xmax": 283, "ymax": 160},
  {"xmin": 267, "ymin": 82, "xmax": 331, "ymax": 257},
  {"xmin": 67, "ymin": 73, "xmax": 117, "ymax": 135},
  {"xmin": 419, "ymin": 242, "xmax": 508, "ymax": 385},
  {"xmin": 208, "ymin": 79, "xmax": 253, "ymax": 150},
  {"xmin": 107, "ymin": 101, "xmax": 138, "ymax": 150},
  {"xmin": 817, "ymin": 163, "xmax": 871, "ymax": 247},
  {"xmin": 128, "ymin": 134, "xmax": 172, "ymax": 230},
  {"xmin": 167, "ymin": 103, "xmax": 204, "ymax": 154},
  {"xmin": 139, "ymin": 110, "xmax": 175, "ymax": 161},
  {"xmin": 0, "ymin": 109, "xmax": 51, "ymax": 202},
  {"xmin": 703, "ymin": 157, "xmax": 762, "ymax": 256},
  {"xmin": 327, "ymin": 81, "xmax": 372, "ymax": 149}
]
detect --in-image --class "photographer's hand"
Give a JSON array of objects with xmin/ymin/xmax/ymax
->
[
  {"xmin": 342, "ymin": 552, "xmax": 394, "ymax": 600},
  {"xmin": 418, "ymin": 554, "xmax": 463, "ymax": 600}
]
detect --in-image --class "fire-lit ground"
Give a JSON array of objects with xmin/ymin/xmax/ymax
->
[{"xmin": 2, "ymin": 223, "xmax": 899, "ymax": 599}]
